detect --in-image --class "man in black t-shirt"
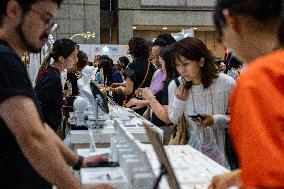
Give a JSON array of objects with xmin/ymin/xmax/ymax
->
[{"xmin": 0, "ymin": 1, "xmax": 113, "ymax": 189}]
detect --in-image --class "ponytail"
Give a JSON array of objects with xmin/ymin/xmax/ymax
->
[{"xmin": 35, "ymin": 53, "xmax": 52, "ymax": 82}]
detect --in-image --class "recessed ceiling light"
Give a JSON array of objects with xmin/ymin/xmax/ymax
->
[
  {"xmin": 163, "ymin": 27, "xmax": 168, "ymax": 30},
  {"xmin": 133, "ymin": 26, "xmax": 137, "ymax": 29}
]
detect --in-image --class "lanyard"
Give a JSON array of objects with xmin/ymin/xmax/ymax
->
[
  {"xmin": 191, "ymin": 87, "xmax": 214, "ymax": 114},
  {"xmin": 190, "ymin": 86, "xmax": 215, "ymax": 143}
]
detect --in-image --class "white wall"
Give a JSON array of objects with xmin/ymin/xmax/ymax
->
[
  {"xmin": 27, "ymin": 44, "xmax": 131, "ymax": 86},
  {"xmin": 78, "ymin": 44, "xmax": 131, "ymax": 64}
]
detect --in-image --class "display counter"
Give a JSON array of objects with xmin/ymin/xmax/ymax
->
[
  {"xmin": 78, "ymin": 120, "xmax": 230, "ymax": 189},
  {"xmin": 66, "ymin": 102, "xmax": 163, "ymax": 149}
]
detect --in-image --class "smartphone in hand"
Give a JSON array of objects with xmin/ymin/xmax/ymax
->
[
  {"xmin": 188, "ymin": 114, "xmax": 205, "ymax": 122},
  {"xmin": 87, "ymin": 161, "xmax": 119, "ymax": 168}
]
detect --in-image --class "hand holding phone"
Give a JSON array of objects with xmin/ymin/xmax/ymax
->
[
  {"xmin": 188, "ymin": 114, "xmax": 205, "ymax": 122},
  {"xmin": 188, "ymin": 114, "xmax": 214, "ymax": 127},
  {"xmin": 87, "ymin": 161, "xmax": 119, "ymax": 168}
]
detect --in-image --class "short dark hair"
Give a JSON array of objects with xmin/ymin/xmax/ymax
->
[
  {"xmin": 146, "ymin": 40, "xmax": 153, "ymax": 48},
  {"xmin": 153, "ymin": 38, "xmax": 168, "ymax": 48},
  {"xmin": 214, "ymin": 0, "xmax": 282, "ymax": 41},
  {"xmin": 0, "ymin": 0, "xmax": 63, "ymax": 25},
  {"xmin": 157, "ymin": 34, "xmax": 176, "ymax": 44},
  {"xmin": 119, "ymin": 56, "xmax": 130, "ymax": 68},
  {"xmin": 128, "ymin": 37, "xmax": 149, "ymax": 60},
  {"xmin": 173, "ymin": 37, "xmax": 218, "ymax": 89}
]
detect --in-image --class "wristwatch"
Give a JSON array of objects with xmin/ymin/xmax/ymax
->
[{"xmin": 73, "ymin": 155, "xmax": 84, "ymax": 170}]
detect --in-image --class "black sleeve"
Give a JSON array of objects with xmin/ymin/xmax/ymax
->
[
  {"xmin": 123, "ymin": 63, "xmax": 136, "ymax": 82},
  {"xmin": 35, "ymin": 77, "xmax": 61, "ymax": 104},
  {"xmin": 0, "ymin": 53, "xmax": 35, "ymax": 104},
  {"xmin": 156, "ymin": 87, "xmax": 168, "ymax": 106}
]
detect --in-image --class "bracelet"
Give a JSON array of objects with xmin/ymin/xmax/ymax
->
[{"xmin": 73, "ymin": 155, "xmax": 84, "ymax": 170}]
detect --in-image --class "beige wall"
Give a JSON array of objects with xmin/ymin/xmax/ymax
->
[{"xmin": 195, "ymin": 31, "xmax": 224, "ymax": 59}]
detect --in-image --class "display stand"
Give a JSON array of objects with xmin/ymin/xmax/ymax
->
[
  {"xmin": 153, "ymin": 163, "xmax": 167, "ymax": 189},
  {"xmin": 88, "ymin": 82, "xmax": 110, "ymax": 152},
  {"xmin": 144, "ymin": 122, "xmax": 181, "ymax": 189}
]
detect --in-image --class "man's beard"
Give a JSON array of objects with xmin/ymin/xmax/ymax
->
[{"xmin": 15, "ymin": 19, "xmax": 45, "ymax": 53}]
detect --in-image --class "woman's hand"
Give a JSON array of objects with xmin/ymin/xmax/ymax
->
[
  {"xmin": 196, "ymin": 114, "xmax": 214, "ymax": 127},
  {"xmin": 110, "ymin": 83, "xmax": 121, "ymax": 88},
  {"xmin": 114, "ymin": 86, "xmax": 124, "ymax": 94},
  {"xmin": 135, "ymin": 88, "xmax": 144, "ymax": 99},
  {"xmin": 82, "ymin": 155, "xmax": 108, "ymax": 168},
  {"xmin": 208, "ymin": 170, "xmax": 241, "ymax": 189},
  {"xmin": 142, "ymin": 88, "xmax": 155, "ymax": 101},
  {"xmin": 127, "ymin": 98, "xmax": 147, "ymax": 110},
  {"xmin": 175, "ymin": 84, "xmax": 189, "ymax": 101}
]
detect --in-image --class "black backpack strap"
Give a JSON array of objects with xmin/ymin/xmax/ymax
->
[{"xmin": 174, "ymin": 77, "xmax": 180, "ymax": 87}]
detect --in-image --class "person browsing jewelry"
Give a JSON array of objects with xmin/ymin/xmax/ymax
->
[{"xmin": 168, "ymin": 37, "xmax": 236, "ymax": 167}]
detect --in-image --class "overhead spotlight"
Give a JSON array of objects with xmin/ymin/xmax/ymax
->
[
  {"xmin": 133, "ymin": 26, "xmax": 137, "ymax": 29},
  {"xmin": 194, "ymin": 27, "xmax": 198, "ymax": 30},
  {"xmin": 163, "ymin": 27, "xmax": 168, "ymax": 30}
]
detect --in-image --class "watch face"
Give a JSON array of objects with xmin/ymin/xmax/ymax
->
[{"xmin": 90, "ymin": 82, "xmax": 109, "ymax": 114}]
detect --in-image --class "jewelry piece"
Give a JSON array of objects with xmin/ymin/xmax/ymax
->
[
  {"xmin": 75, "ymin": 71, "xmax": 82, "ymax": 79},
  {"xmin": 66, "ymin": 80, "xmax": 72, "ymax": 97}
]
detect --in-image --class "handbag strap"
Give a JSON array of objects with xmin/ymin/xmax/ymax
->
[
  {"xmin": 174, "ymin": 77, "xmax": 180, "ymax": 87},
  {"xmin": 128, "ymin": 61, "xmax": 151, "ymax": 100},
  {"xmin": 138, "ymin": 61, "xmax": 151, "ymax": 89}
]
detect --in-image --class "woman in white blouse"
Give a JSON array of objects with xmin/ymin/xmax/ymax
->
[{"xmin": 168, "ymin": 37, "xmax": 235, "ymax": 167}]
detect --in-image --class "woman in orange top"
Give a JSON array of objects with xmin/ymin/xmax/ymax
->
[{"xmin": 209, "ymin": 0, "xmax": 284, "ymax": 188}]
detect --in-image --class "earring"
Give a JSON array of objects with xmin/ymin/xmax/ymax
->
[{"xmin": 200, "ymin": 57, "xmax": 205, "ymax": 67}]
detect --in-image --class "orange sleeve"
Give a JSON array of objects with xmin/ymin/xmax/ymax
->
[{"xmin": 229, "ymin": 67, "xmax": 284, "ymax": 188}]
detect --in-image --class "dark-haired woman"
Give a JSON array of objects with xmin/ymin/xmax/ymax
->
[
  {"xmin": 118, "ymin": 56, "xmax": 130, "ymax": 69},
  {"xmin": 168, "ymin": 37, "xmax": 235, "ymax": 167},
  {"xmin": 35, "ymin": 38, "xmax": 78, "ymax": 131},
  {"xmin": 127, "ymin": 45, "xmax": 179, "ymax": 127},
  {"xmin": 65, "ymin": 50, "xmax": 88, "ymax": 98},
  {"xmin": 114, "ymin": 37, "xmax": 156, "ymax": 115}
]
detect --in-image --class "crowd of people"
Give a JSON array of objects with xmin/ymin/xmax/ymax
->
[{"xmin": 0, "ymin": 0, "xmax": 283, "ymax": 188}]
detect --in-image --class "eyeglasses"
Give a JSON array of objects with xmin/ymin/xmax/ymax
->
[{"xmin": 30, "ymin": 9, "xmax": 56, "ymax": 30}]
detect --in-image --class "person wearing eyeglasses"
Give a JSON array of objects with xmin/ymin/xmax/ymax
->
[{"xmin": 0, "ymin": 1, "xmax": 114, "ymax": 189}]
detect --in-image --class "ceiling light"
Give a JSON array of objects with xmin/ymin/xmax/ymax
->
[
  {"xmin": 163, "ymin": 27, "xmax": 168, "ymax": 30},
  {"xmin": 133, "ymin": 26, "xmax": 137, "ymax": 29},
  {"xmin": 194, "ymin": 27, "xmax": 198, "ymax": 30}
]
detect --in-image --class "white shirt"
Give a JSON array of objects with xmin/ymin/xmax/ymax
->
[{"xmin": 168, "ymin": 73, "xmax": 236, "ymax": 167}]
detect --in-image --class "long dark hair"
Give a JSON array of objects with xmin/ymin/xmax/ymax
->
[
  {"xmin": 214, "ymin": 0, "xmax": 282, "ymax": 41},
  {"xmin": 36, "ymin": 38, "xmax": 78, "ymax": 81},
  {"xmin": 173, "ymin": 37, "xmax": 218, "ymax": 89},
  {"xmin": 159, "ymin": 44, "xmax": 179, "ymax": 87},
  {"xmin": 98, "ymin": 59, "xmax": 113, "ymax": 86}
]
